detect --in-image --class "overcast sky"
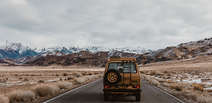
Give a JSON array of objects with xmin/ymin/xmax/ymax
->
[{"xmin": 0, "ymin": 0, "xmax": 212, "ymax": 50}]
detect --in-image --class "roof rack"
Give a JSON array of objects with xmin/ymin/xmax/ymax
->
[{"xmin": 108, "ymin": 57, "xmax": 136, "ymax": 61}]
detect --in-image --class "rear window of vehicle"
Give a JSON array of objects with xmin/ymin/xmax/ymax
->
[{"xmin": 108, "ymin": 62, "xmax": 136, "ymax": 73}]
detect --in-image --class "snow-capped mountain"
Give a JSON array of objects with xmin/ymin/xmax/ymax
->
[
  {"xmin": 2, "ymin": 37, "xmax": 212, "ymax": 65},
  {"xmin": 0, "ymin": 42, "xmax": 150, "ymax": 60},
  {"xmin": 0, "ymin": 43, "xmax": 38, "ymax": 59}
]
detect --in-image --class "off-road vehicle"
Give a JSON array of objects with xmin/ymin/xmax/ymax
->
[{"xmin": 103, "ymin": 57, "xmax": 141, "ymax": 101}]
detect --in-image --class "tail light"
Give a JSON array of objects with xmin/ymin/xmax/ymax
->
[
  {"xmin": 134, "ymin": 85, "xmax": 140, "ymax": 88},
  {"xmin": 104, "ymin": 85, "xmax": 110, "ymax": 88}
]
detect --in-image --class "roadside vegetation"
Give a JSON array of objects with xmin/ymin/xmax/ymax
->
[
  {"xmin": 0, "ymin": 66, "xmax": 103, "ymax": 103},
  {"xmin": 140, "ymin": 55, "xmax": 212, "ymax": 103},
  {"xmin": 141, "ymin": 70, "xmax": 212, "ymax": 103}
]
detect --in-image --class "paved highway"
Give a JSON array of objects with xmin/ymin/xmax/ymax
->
[{"xmin": 44, "ymin": 79, "xmax": 184, "ymax": 103}]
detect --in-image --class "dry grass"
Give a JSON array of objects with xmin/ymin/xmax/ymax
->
[
  {"xmin": 0, "ymin": 66, "xmax": 102, "ymax": 96},
  {"xmin": 8, "ymin": 90, "xmax": 35, "ymax": 103},
  {"xmin": 0, "ymin": 95, "xmax": 9, "ymax": 103},
  {"xmin": 197, "ymin": 95, "xmax": 212, "ymax": 103},
  {"xmin": 192, "ymin": 83, "xmax": 204, "ymax": 92},
  {"xmin": 143, "ymin": 75, "xmax": 160, "ymax": 86},
  {"xmin": 0, "ymin": 65, "xmax": 102, "ymax": 103},
  {"xmin": 57, "ymin": 82, "xmax": 73, "ymax": 90},
  {"xmin": 33, "ymin": 85, "xmax": 60, "ymax": 97},
  {"xmin": 174, "ymin": 90, "xmax": 212, "ymax": 103},
  {"xmin": 140, "ymin": 55, "xmax": 212, "ymax": 103},
  {"xmin": 174, "ymin": 90, "xmax": 198, "ymax": 102},
  {"xmin": 74, "ymin": 76, "xmax": 89, "ymax": 84},
  {"xmin": 169, "ymin": 83, "xmax": 183, "ymax": 91}
]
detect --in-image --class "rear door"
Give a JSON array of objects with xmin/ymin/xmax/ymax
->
[{"xmin": 108, "ymin": 61, "xmax": 138, "ymax": 88}]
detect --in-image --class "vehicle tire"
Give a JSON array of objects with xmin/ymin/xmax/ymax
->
[
  {"xmin": 136, "ymin": 93, "xmax": 141, "ymax": 101},
  {"xmin": 104, "ymin": 69, "xmax": 121, "ymax": 84},
  {"xmin": 104, "ymin": 93, "xmax": 109, "ymax": 101}
]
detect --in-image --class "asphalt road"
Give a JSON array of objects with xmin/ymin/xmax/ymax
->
[{"xmin": 45, "ymin": 79, "xmax": 183, "ymax": 103}]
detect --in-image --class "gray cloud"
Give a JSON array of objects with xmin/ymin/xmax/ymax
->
[{"xmin": 0, "ymin": 0, "xmax": 212, "ymax": 49}]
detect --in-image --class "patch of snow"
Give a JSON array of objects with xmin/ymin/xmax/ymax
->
[
  {"xmin": 204, "ymin": 87, "xmax": 212, "ymax": 91},
  {"xmin": 163, "ymin": 49, "xmax": 174, "ymax": 57},
  {"xmin": 182, "ymin": 79, "xmax": 202, "ymax": 84},
  {"xmin": 47, "ymin": 79, "xmax": 60, "ymax": 82}
]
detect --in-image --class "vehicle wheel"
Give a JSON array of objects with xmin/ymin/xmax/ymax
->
[
  {"xmin": 104, "ymin": 93, "xmax": 109, "ymax": 101},
  {"xmin": 104, "ymin": 69, "xmax": 121, "ymax": 84},
  {"xmin": 136, "ymin": 93, "xmax": 141, "ymax": 101}
]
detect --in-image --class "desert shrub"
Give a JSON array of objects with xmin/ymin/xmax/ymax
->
[
  {"xmin": 140, "ymin": 71, "xmax": 145, "ymax": 74},
  {"xmin": 149, "ymin": 71, "xmax": 156, "ymax": 75},
  {"xmin": 57, "ymin": 82, "xmax": 73, "ymax": 90},
  {"xmin": 141, "ymin": 70, "xmax": 149, "ymax": 74},
  {"xmin": 94, "ymin": 72, "xmax": 99, "ymax": 75},
  {"xmin": 150, "ymin": 79, "xmax": 160, "ymax": 86},
  {"xmin": 60, "ymin": 78, "xmax": 63, "ymax": 81},
  {"xmin": 86, "ymin": 75, "xmax": 97, "ymax": 80},
  {"xmin": 167, "ymin": 80, "xmax": 174, "ymax": 83},
  {"xmin": 73, "ymin": 73, "xmax": 81, "ymax": 77},
  {"xmin": 174, "ymin": 90, "xmax": 212, "ymax": 103},
  {"xmin": 63, "ymin": 73, "xmax": 68, "ymax": 76},
  {"xmin": 67, "ymin": 76, "xmax": 73, "ymax": 80},
  {"xmin": 81, "ymin": 72, "xmax": 87, "ymax": 75},
  {"xmin": 169, "ymin": 83, "xmax": 183, "ymax": 91},
  {"xmin": 8, "ymin": 90, "xmax": 35, "ymax": 103},
  {"xmin": 0, "ymin": 78, "xmax": 7, "ymax": 83},
  {"xmin": 166, "ymin": 73, "xmax": 171, "ymax": 77},
  {"xmin": 38, "ymin": 80, "xmax": 45, "ymax": 83},
  {"xmin": 34, "ymin": 85, "xmax": 60, "ymax": 97},
  {"xmin": 155, "ymin": 78, "xmax": 166, "ymax": 82},
  {"xmin": 74, "ymin": 77, "xmax": 88, "ymax": 84},
  {"xmin": 162, "ymin": 82, "xmax": 170, "ymax": 87},
  {"xmin": 0, "ymin": 95, "xmax": 9, "ymax": 103},
  {"xmin": 163, "ymin": 71, "xmax": 168, "ymax": 74},
  {"xmin": 197, "ymin": 95, "xmax": 212, "ymax": 103},
  {"xmin": 23, "ymin": 78, "xmax": 29, "ymax": 81},
  {"xmin": 192, "ymin": 83, "xmax": 204, "ymax": 91},
  {"xmin": 174, "ymin": 91, "xmax": 197, "ymax": 101},
  {"xmin": 143, "ymin": 75, "xmax": 160, "ymax": 86}
]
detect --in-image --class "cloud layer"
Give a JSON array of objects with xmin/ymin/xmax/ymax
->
[{"xmin": 0, "ymin": 0, "xmax": 212, "ymax": 49}]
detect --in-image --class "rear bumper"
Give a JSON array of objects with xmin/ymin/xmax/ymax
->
[{"xmin": 103, "ymin": 89, "xmax": 141, "ymax": 95}]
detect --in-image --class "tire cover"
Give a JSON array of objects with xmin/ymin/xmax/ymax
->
[{"xmin": 104, "ymin": 69, "xmax": 121, "ymax": 84}]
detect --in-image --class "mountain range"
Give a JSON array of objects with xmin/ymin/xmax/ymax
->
[
  {"xmin": 1, "ymin": 37, "xmax": 212, "ymax": 66},
  {"xmin": 0, "ymin": 42, "xmax": 150, "ymax": 65}
]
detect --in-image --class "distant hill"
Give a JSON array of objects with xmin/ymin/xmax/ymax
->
[{"xmin": 138, "ymin": 37, "xmax": 212, "ymax": 64}]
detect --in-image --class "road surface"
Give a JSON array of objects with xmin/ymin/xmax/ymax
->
[{"xmin": 45, "ymin": 79, "xmax": 184, "ymax": 103}]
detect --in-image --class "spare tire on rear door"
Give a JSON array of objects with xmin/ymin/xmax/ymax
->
[{"xmin": 104, "ymin": 69, "xmax": 121, "ymax": 84}]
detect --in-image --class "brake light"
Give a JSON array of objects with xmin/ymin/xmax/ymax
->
[
  {"xmin": 104, "ymin": 85, "xmax": 110, "ymax": 88},
  {"xmin": 135, "ymin": 85, "xmax": 140, "ymax": 88}
]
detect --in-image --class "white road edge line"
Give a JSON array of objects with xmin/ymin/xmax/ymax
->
[
  {"xmin": 152, "ymin": 86, "xmax": 185, "ymax": 103},
  {"xmin": 44, "ymin": 79, "xmax": 185, "ymax": 103},
  {"xmin": 43, "ymin": 79, "xmax": 102, "ymax": 103}
]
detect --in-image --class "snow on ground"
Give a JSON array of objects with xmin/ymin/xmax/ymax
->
[{"xmin": 149, "ymin": 71, "xmax": 212, "ymax": 91}]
